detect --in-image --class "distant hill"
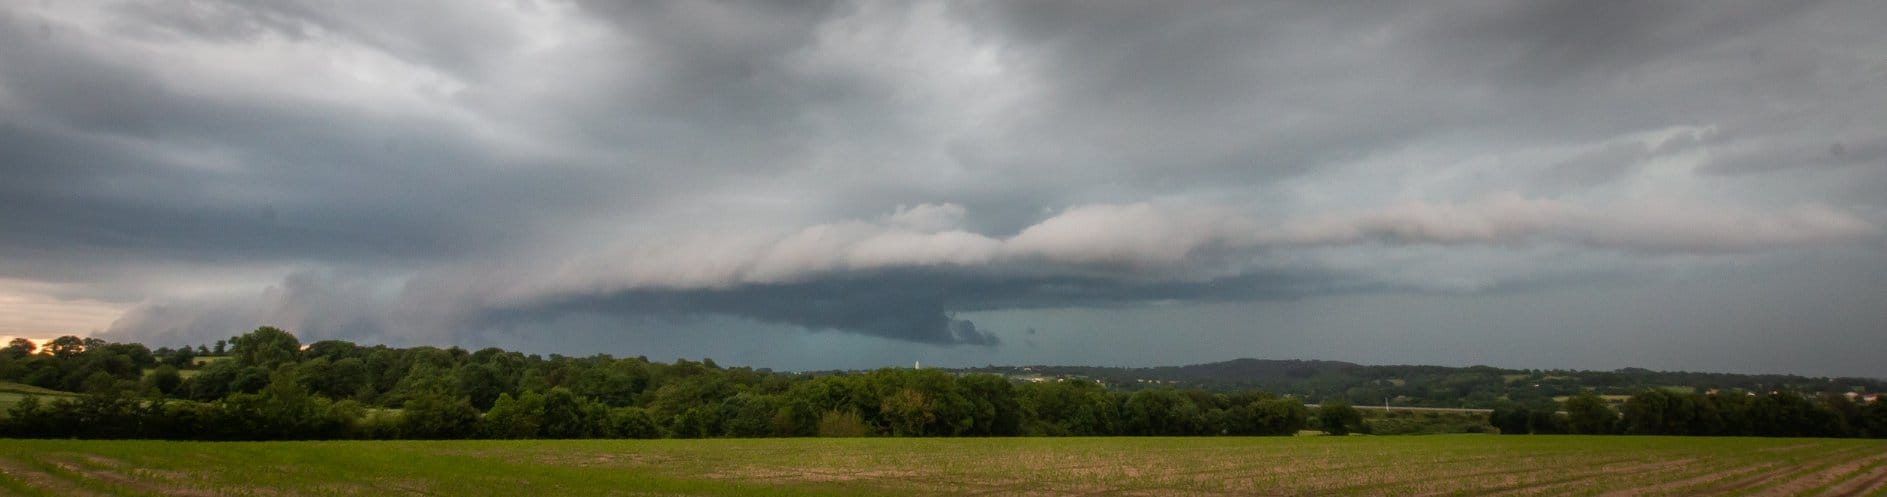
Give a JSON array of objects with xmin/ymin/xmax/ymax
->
[{"xmin": 950, "ymin": 358, "xmax": 1887, "ymax": 409}]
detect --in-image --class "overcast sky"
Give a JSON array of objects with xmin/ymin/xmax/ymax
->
[{"xmin": 3, "ymin": 1, "xmax": 1884, "ymax": 377}]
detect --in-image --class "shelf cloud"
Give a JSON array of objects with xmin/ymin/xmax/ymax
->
[{"xmin": 2, "ymin": 0, "xmax": 1883, "ymax": 375}]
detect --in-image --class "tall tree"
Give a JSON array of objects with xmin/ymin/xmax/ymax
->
[
  {"xmin": 3, "ymin": 338, "xmax": 34, "ymax": 357},
  {"xmin": 1490, "ymin": 402, "xmax": 1532, "ymax": 435},
  {"xmin": 1565, "ymin": 392, "xmax": 1617, "ymax": 434},
  {"xmin": 45, "ymin": 336, "xmax": 85, "ymax": 357},
  {"xmin": 1248, "ymin": 398, "xmax": 1310, "ymax": 435},
  {"xmin": 880, "ymin": 388, "xmax": 936, "ymax": 437},
  {"xmin": 230, "ymin": 327, "xmax": 301, "ymax": 369},
  {"xmin": 145, "ymin": 365, "xmax": 184, "ymax": 396},
  {"xmin": 1317, "ymin": 401, "xmax": 1363, "ymax": 436},
  {"xmin": 398, "ymin": 391, "xmax": 480, "ymax": 439},
  {"xmin": 483, "ymin": 392, "xmax": 546, "ymax": 439}
]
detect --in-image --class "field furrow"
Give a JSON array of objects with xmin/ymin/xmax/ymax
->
[
  {"xmin": 0, "ymin": 436, "xmax": 1881, "ymax": 497},
  {"xmin": 0, "ymin": 458, "xmax": 113, "ymax": 497},
  {"xmin": 1822, "ymin": 462, "xmax": 1887, "ymax": 497},
  {"xmin": 1594, "ymin": 444, "xmax": 1883, "ymax": 497},
  {"xmin": 1740, "ymin": 449, "xmax": 1887, "ymax": 497}
]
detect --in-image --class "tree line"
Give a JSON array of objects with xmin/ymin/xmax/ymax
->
[
  {"xmin": 987, "ymin": 360, "xmax": 1887, "ymax": 409},
  {"xmin": 3, "ymin": 328, "xmax": 1881, "ymax": 440},
  {"xmin": 0, "ymin": 328, "xmax": 1315, "ymax": 440},
  {"xmin": 1489, "ymin": 390, "xmax": 1887, "ymax": 438}
]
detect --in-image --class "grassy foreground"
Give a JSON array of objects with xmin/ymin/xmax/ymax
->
[{"xmin": 0, "ymin": 436, "xmax": 1884, "ymax": 496}]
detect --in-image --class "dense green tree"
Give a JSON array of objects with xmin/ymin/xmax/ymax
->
[
  {"xmin": 540, "ymin": 387, "xmax": 608, "ymax": 438},
  {"xmin": 1316, "ymin": 401, "xmax": 1363, "ymax": 435},
  {"xmin": 5, "ymin": 337, "xmax": 37, "ymax": 358},
  {"xmin": 1864, "ymin": 398, "xmax": 1887, "ymax": 438},
  {"xmin": 218, "ymin": 370, "xmax": 347, "ymax": 440},
  {"xmin": 162, "ymin": 346, "xmax": 196, "ymax": 369},
  {"xmin": 609, "ymin": 407, "xmax": 660, "ymax": 439},
  {"xmin": 2, "ymin": 395, "xmax": 51, "ymax": 436},
  {"xmin": 1490, "ymin": 402, "xmax": 1532, "ymax": 435},
  {"xmin": 1564, "ymin": 392, "xmax": 1617, "ymax": 434},
  {"xmin": 1622, "ymin": 390, "xmax": 1723, "ymax": 436},
  {"xmin": 365, "ymin": 348, "xmax": 411, "ymax": 395},
  {"xmin": 483, "ymin": 391, "xmax": 546, "ymax": 439},
  {"xmin": 879, "ymin": 387, "xmax": 936, "ymax": 437},
  {"xmin": 79, "ymin": 393, "xmax": 153, "ymax": 438},
  {"xmin": 959, "ymin": 374, "xmax": 1022, "ymax": 436},
  {"xmin": 861, "ymin": 369, "xmax": 976, "ymax": 437},
  {"xmin": 308, "ymin": 357, "xmax": 370, "ymax": 399},
  {"xmin": 1121, "ymin": 389, "xmax": 1182, "ymax": 436},
  {"xmin": 18, "ymin": 356, "xmax": 66, "ymax": 391},
  {"xmin": 46, "ymin": 336, "xmax": 86, "ymax": 357},
  {"xmin": 183, "ymin": 362, "xmax": 236, "ymax": 401},
  {"xmin": 145, "ymin": 365, "xmax": 184, "ymax": 396},
  {"xmin": 648, "ymin": 373, "xmax": 736, "ymax": 437},
  {"xmin": 302, "ymin": 340, "xmax": 363, "ymax": 363},
  {"xmin": 66, "ymin": 350, "xmax": 138, "ymax": 392},
  {"xmin": 1622, "ymin": 390, "xmax": 1670, "ymax": 435},
  {"xmin": 1244, "ymin": 398, "xmax": 1309, "ymax": 435},
  {"xmin": 1527, "ymin": 410, "xmax": 1568, "ymax": 434},
  {"xmin": 569, "ymin": 359, "xmax": 648, "ymax": 407},
  {"xmin": 406, "ymin": 347, "xmax": 458, "ymax": 372},
  {"xmin": 1748, "ymin": 392, "xmax": 1798, "ymax": 437},
  {"xmin": 721, "ymin": 392, "xmax": 785, "ymax": 437},
  {"xmin": 1817, "ymin": 395, "xmax": 1862, "ymax": 438},
  {"xmin": 229, "ymin": 327, "xmax": 301, "ymax": 369},
  {"xmin": 0, "ymin": 354, "xmax": 18, "ymax": 380},
  {"xmin": 99, "ymin": 343, "xmax": 156, "ymax": 370},
  {"xmin": 1018, "ymin": 379, "xmax": 1116, "ymax": 436},
  {"xmin": 399, "ymin": 391, "xmax": 480, "ymax": 439},
  {"xmin": 816, "ymin": 409, "xmax": 873, "ymax": 437},
  {"xmin": 229, "ymin": 366, "xmax": 273, "ymax": 395},
  {"xmin": 384, "ymin": 364, "xmax": 456, "ymax": 407},
  {"xmin": 455, "ymin": 363, "xmax": 512, "ymax": 410},
  {"xmin": 4, "ymin": 326, "xmax": 1877, "ymax": 442}
]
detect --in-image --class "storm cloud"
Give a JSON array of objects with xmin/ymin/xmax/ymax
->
[{"xmin": 3, "ymin": 1, "xmax": 1884, "ymax": 375}]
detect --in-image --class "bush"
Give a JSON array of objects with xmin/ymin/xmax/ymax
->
[
  {"xmin": 1364, "ymin": 413, "xmax": 1496, "ymax": 435},
  {"xmin": 817, "ymin": 409, "xmax": 873, "ymax": 437},
  {"xmin": 398, "ymin": 392, "xmax": 480, "ymax": 439},
  {"xmin": 1317, "ymin": 402, "xmax": 1364, "ymax": 435},
  {"xmin": 609, "ymin": 407, "xmax": 660, "ymax": 439}
]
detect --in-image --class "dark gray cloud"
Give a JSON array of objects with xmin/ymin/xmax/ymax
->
[
  {"xmin": 1418, "ymin": 1, "xmax": 1799, "ymax": 86},
  {"xmin": 3, "ymin": 1, "xmax": 1884, "ymax": 376},
  {"xmin": 475, "ymin": 266, "xmax": 1355, "ymax": 347}
]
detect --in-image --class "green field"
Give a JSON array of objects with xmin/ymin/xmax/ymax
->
[
  {"xmin": 0, "ymin": 382, "xmax": 79, "ymax": 413},
  {"xmin": 0, "ymin": 436, "xmax": 1883, "ymax": 496}
]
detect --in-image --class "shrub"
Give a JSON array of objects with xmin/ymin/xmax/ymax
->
[{"xmin": 817, "ymin": 409, "xmax": 873, "ymax": 437}]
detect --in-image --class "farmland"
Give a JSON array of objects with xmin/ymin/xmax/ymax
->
[
  {"xmin": 2, "ymin": 436, "xmax": 1884, "ymax": 496},
  {"xmin": 0, "ymin": 382, "xmax": 76, "ymax": 413}
]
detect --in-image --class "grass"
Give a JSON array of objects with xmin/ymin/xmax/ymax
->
[
  {"xmin": 0, "ymin": 436, "xmax": 1884, "ymax": 496},
  {"xmin": 140, "ymin": 367, "xmax": 201, "ymax": 379},
  {"xmin": 0, "ymin": 382, "xmax": 74, "ymax": 397},
  {"xmin": 0, "ymin": 382, "xmax": 79, "ymax": 413}
]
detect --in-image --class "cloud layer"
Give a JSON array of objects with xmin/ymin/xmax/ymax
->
[
  {"xmin": 97, "ymin": 197, "xmax": 1880, "ymax": 348},
  {"xmin": 2, "ymin": 1, "xmax": 1883, "ymax": 374}
]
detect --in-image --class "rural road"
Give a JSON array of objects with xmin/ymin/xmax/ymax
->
[{"xmin": 1305, "ymin": 404, "xmax": 1493, "ymax": 414}]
